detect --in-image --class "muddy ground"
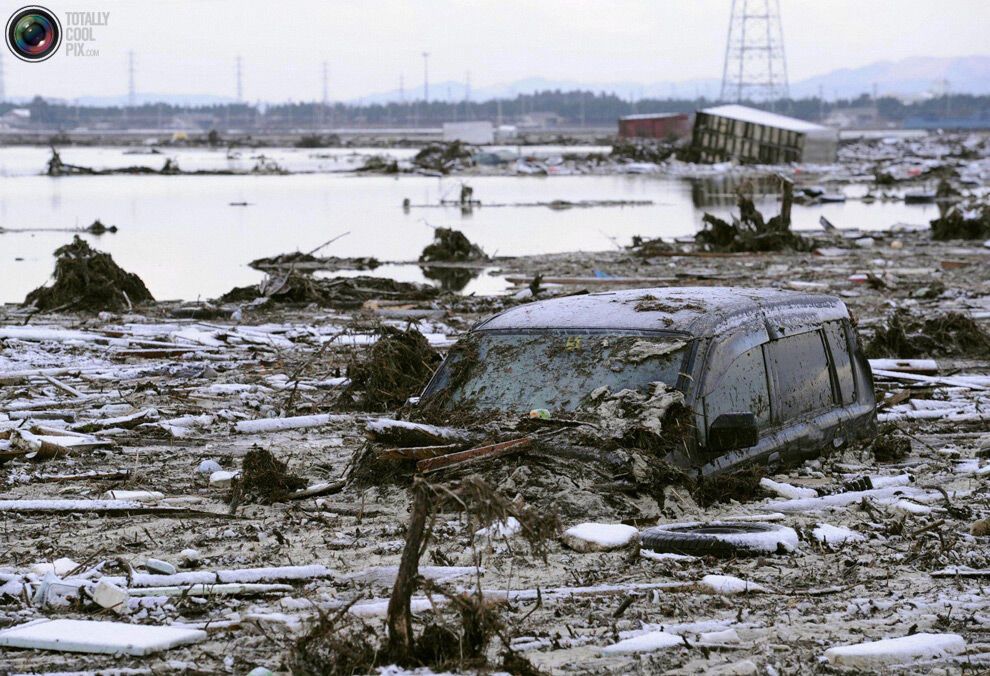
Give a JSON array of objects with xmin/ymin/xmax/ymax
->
[
  {"xmin": 2, "ymin": 131, "xmax": 990, "ymax": 674},
  {"xmin": 1, "ymin": 227, "xmax": 989, "ymax": 675}
]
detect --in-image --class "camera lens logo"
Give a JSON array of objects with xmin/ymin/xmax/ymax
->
[{"xmin": 6, "ymin": 6, "xmax": 62, "ymax": 62}]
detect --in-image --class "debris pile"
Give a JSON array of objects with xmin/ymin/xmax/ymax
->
[
  {"xmin": 231, "ymin": 448, "xmax": 307, "ymax": 504},
  {"xmin": 220, "ymin": 272, "xmax": 439, "ymax": 309},
  {"xmin": 359, "ymin": 155, "xmax": 400, "ymax": 174},
  {"xmin": 930, "ymin": 201, "xmax": 990, "ymax": 241},
  {"xmin": 610, "ymin": 139, "xmax": 675, "ymax": 164},
  {"xmin": 24, "ymin": 236, "xmax": 154, "ymax": 312},
  {"xmin": 345, "ymin": 326, "xmax": 441, "ymax": 410},
  {"xmin": 866, "ymin": 424, "xmax": 912, "ymax": 462},
  {"xmin": 628, "ymin": 234, "xmax": 674, "ymax": 257},
  {"xmin": 865, "ymin": 310, "xmax": 990, "ymax": 359},
  {"xmin": 413, "ymin": 141, "xmax": 473, "ymax": 174},
  {"xmin": 419, "ymin": 228, "xmax": 488, "ymax": 263},
  {"xmin": 249, "ymin": 252, "xmax": 380, "ymax": 272}
]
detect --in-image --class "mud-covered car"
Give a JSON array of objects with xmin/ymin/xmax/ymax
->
[{"xmin": 420, "ymin": 287, "xmax": 877, "ymax": 476}]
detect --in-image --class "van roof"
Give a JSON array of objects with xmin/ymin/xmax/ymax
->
[{"xmin": 473, "ymin": 287, "xmax": 849, "ymax": 340}]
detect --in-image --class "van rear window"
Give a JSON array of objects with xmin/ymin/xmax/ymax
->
[{"xmin": 766, "ymin": 330, "xmax": 833, "ymax": 421}]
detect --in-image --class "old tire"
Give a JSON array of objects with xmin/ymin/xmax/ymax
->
[{"xmin": 641, "ymin": 521, "xmax": 797, "ymax": 558}]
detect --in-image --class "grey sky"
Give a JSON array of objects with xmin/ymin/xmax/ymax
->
[{"xmin": 6, "ymin": 0, "xmax": 989, "ymax": 102}]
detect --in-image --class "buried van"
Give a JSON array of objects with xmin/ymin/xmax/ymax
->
[{"xmin": 419, "ymin": 287, "xmax": 877, "ymax": 476}]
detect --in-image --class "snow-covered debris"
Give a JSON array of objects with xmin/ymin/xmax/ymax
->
[
  {"xmin": 90, "ymin": 579, "xmax": 129, "ymax": 613},
  {"xmin": 197, "ymin": 459, "xmax": 222, "ymax": 474},
  {"xmin": 562, "ymin": 523, "xmax": 640, "ymax": 552},
  {"xmin": 102, "ymin": 490, "xmax": 164, "ymax": 502},
  {"xmin": 235, "ymin": 413, "xmax": 351, "ymax": 434},
  {"xmin": 824, "ymin": 633, "xmax": 965, "ymax": 667},
  {"xmin": 760, "ymin": 477, "xmax": 817, "ymax": 499},
  {"xmin": 700, "ymin": 575, "xmax": 767, "ymax": 595},
  {"xmin": 764, "ymin": 485, "xmax": 935, "ymax": 513},
  {"xmin": 601, "ymin": 630, "xmax": 684, "ymax": 654},
  {"xmin": 812, "ymin": 523, "xmax": 866, "ymax": 546},
  {"xmin": 145, "ymin": 558, "xmax": 177, "ymax": 575},
  {"xmin": 29, "ymin": 558, "xmax": 79, "ymax": 577},
  {"xmin": 0, "ymin": 618, "xmax": 206, "ymax": 655},
  {"xmin": 640, "ymin": 550, "xmax": 696, "ymax": 562},
  {"xmin": 698, "ymin": 628, "xmax": 742, "ymax": 645},
  {"xmin": 475, "ymin": 517, "xmax": 521, "ymax": 539}
]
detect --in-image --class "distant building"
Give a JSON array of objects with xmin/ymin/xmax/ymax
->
[
  {"xmin": 442, "ymin": 121, "xmax": 494, "ymax": 144},
  {"xmin": 824, "ymin": 104, "xmax": 881, "ymax": 129},
  {"xmin": 618, "ymin": 113, "xmax": 692, "ymax": 140},
  {"xmin": 691, "ymin": 104, "xmax": 838, "ymax": 164},
  {"xmin": 517, "ymin": 112, "xmax": 563, "ymax": 130},
  {"xmin": 0, "ymin": 108, "xmax": 31, "ymax": 130}
]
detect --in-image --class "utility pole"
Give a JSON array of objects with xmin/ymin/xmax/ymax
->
[
  {"xmin": 127, "ymin": 50, "xmax": 135, "ymax": 107},
  {"xmin": 464, "ymin": 70, "xmax": 470, "ymax": 120},
  {"xmin": 236, "ymin": 56, "xmax": 243, "ymax": 102},
  {"xmin": 421, "ymin": 52, "xmax": 429, "ymax": 103},
  {"xmin": 319, "ymin": 60, "xmax": 328, "ymax": 129}
]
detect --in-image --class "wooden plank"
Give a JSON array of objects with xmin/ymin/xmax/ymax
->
[
  {"xmin": 379, "ymin": 443, "xmax": 462, "ymax": 461},
  {"xmin": 417, "ymin": 437, "xmax": 531, "ymax": 473}
]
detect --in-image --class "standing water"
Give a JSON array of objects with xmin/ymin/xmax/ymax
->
[{"xmin": 0, "ymin": 147, "xmax": 938, "ymax": 303}]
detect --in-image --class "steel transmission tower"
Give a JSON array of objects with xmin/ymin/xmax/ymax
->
[{"xmin": 720, "ymin": 0, "xmax": 789, "ymax": 103}]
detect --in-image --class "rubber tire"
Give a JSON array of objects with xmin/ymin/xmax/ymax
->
[{"xmin": 640, "ymin": 522, "xmax": 791, "ymax": 558}]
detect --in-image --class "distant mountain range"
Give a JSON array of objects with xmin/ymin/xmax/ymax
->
[
  {"xmin": 355, "ymin": 56, "xmax": 990, "ymax": 104},
  {"xmin": 17, "ymin": 55, "xmax": 990, "ymax": 107}
]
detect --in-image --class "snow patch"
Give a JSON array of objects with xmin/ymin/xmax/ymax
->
[{"xmin": 824, "ymin": 633, "xmax": 965, "ymax": 667}]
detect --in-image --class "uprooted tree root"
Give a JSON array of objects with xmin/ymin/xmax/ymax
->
[
  {"xmin": 419, "ymin": 227, "xmax": 488, "ymax": 263},
  {"xmin": 24, "ymin": 236, "xmax": 154, "ymax": 313},
  {"xmin": 228, "ymin": 447, "xmax": 307, "ymax": 505},
  {"xmin": 695, "ymin": 181, "xmax": 810, "ymax": 253},
  {"xmin": 865, "ymin": 310, "xmax": 990, "ymax": 359},
  {"xmin": 344, "ymin": 325, "xmax": 441, "ymax": 411}
]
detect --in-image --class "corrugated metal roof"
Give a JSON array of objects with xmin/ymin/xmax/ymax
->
[
  {"xmin": 619, "ymin": 113, "xmax": 687, "ymax": 121},
  {"xmin": 699, "ymin": 104, "xmax": 829, "ymax": 133}
]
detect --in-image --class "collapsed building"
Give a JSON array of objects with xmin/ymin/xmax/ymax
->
[{"xmin": 691, "ymin": 104, "xmax": 838, "ymax": 164}]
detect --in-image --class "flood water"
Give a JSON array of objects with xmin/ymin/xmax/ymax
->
[{"xmin": 0, "ymin": 146, "xmax": 940, "ymax": 303}]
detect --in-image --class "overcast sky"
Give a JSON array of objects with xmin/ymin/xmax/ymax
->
[{"xmin": 5, "ymin": 0, "xmax": 989, "ymax": 102}]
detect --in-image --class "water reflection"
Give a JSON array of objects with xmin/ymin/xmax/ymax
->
[
  {"xmin": 420, "ymin": 265, "xmax": 482, "ymax": 292},
  {"xmin": 690, "ymin": 175, "xmax": 783, "ymax": 208}
]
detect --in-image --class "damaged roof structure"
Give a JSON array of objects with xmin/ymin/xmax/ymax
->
[{"xmin": 691, "ymin": 104, "xmax": 839, "ymax": 164}]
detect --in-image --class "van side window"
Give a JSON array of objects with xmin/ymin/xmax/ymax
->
[
  {"xmin": 823, "ymin": 321, "xmax": 856, "ymax": 405},
  {"xmin": 766, "ymin": 331, "xmax": 833, "ymax": 421},
  {"xmin": 705, "ymin": 345, "xmax": 772, "ymax": 429}
]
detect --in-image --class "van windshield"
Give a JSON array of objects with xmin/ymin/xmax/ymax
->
[{"xmin": 422, "ymin": 330, "xmax": 693, "ymax": 413}]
